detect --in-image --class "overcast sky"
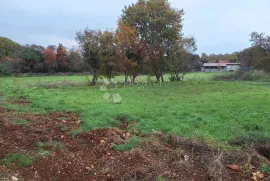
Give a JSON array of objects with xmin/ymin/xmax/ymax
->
[{"xmin": 0, "ymin": 0, "xmax": 269, "ymax": 54}]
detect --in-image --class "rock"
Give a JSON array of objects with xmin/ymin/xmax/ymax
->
[
  {"xmin": 11, "ymin": 176, "xmax": 18, "ymax": 181},
  {"xmin": 100, "ymin": 140, "xmax": 105, "ymax": 144},
  {"xmin": 184, "ymin": 155, "xmax": 189, "ymax": 162}
]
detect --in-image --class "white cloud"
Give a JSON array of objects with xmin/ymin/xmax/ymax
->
[{"xmin": 28, "ymin": 34, "xmax": 77, "ymax": 49}]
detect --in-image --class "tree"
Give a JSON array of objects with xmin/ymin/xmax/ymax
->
[
  {"xmin": 99, "ymin": 30, "xmax": 117, "ymax": 80},
  {"xmin": 47, "ymin": 45, "xmax": 57, "ymax": 52},
  {"xmin": 0, "ymin": 37, "xmax": 20, "ymax": 62},
  {"xmin": 56, "ymin": 43, "xmax": 68, "ymax": 72},
  {"xmin": 250, "ymin": 32, "xmax": 270, "ymax": 55},
  {"xmin": 199, "ymin": 53, "xmax": 239, "ymax": 63},
  {"xmin": 76, "ymin": 29, "xmax": 103, "ymax": 85},
  {"xmin": 115, "ymin": 22, "xmax": 141, "ymax": 83},
  {"xmin": 43, "ymin": 48, "xmax": 56, "ymax": 64},
  {"xmin": 259, "ymin": 56, "xmax": 270, "ymax": 72},
  {"xmin": 120, "ymin": 0, "xmax": 184, "ymax": 82},
  {"xmin": 20, "ymin": 46, "xmax": 43, "ymax": 72},
  {"xmin": 43, "ymin": 48, "xmax": 57, "ymax": 72},
  {"xmin": 238, "ymin": 46, "xmax": 268, "ymax": 70},
  {"xmin": 68, "ymin": 48, "xmax": 85, "ymax": 72},
  {"xmin": 165, "ymin": 36, "xmax": 197, "ymax": 81},
  {"xmin": 29, "ymin": 44, "xmax": 45, "ymax": 52}
]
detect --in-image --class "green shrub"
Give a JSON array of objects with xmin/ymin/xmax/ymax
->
[
  {"xmin": 1, "ymin": 153, "xmax": 33, "ymax": 167},
  {"xmin": 113, "ymin": 137, "xmax": 141, "ymax": 151},
  {"xmin": 0, "ymin": 61, "xmax": 24, "ymax": 76},
  {"xmin": 37, "ymin": 141, "xmax": 64, "ymax": 151},
  {"xmin": 11, "ymin": 119, "xmax": 30, "ymax": 125},
  {"xmin": 230, "ymin": 132, "xmax": 269, "ymax": 147},
  {"xmin": 260, "ymin": 164, "xmax": 270, "ymax": 174},
  {"xmin": 213, "ymin": 70, "xmax": 270, "ymax": 81},
  {"xmin": 157, "ymin": 176, "xmax": 166, "ymax": 181}
]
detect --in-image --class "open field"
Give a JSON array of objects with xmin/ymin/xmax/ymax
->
[
  {"xmin": 0, "ymin": 73, "xmax": 270, "ymax": 180},
  {"xmin": 0, "ymin": 73, "xmax": 269, "ymax": 145}
]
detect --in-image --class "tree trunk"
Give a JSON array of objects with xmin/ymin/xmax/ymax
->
[
  {"xmin": 90, "ymin": 69, "xmax": 98, "ymax": 86},
  {"xmin": 132, "ymin": 72, "xmax": 137, "ymax": 83},
  {"xmin": 161, "ymin": 71, "xmax": 164, "ymax": 82},
  {"xmin": 180, "ymin": 73, "xmax": 186, "ymax": 81},
  {"xmin": 155, "ymin": 74, "xmax": 161, "ymax": 82},
  {"xmin": 124, "ymin": 72, "xmax": 128, "ymax": 84},
  {"xmin": 176, "ymin": 74, "xmax": 180, "ymax": 81}
]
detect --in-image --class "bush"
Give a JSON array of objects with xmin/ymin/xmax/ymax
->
[
  {"xmin": 213, "ymin": 70, "xmax": 270, "ymax": 81},
  {"xmin": 259, "ymin": 56, "xmax": 270, "ymax": 72},
  {"xmin": 0, "ymin": 62, "xmax": 13, "ymax": 75},
  {"xmin": 230, "ymin": 132, "xmax": 269, "ymax": 147},
  {"xmin": 0, "ymin": 61, "xmax": 24, "ymax": 75}
]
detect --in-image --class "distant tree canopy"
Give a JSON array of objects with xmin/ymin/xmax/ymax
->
[
  {"xmin": 0, "ymin": 40, "xmax": 86, "ymax": 75},
  {"xmin": 250, "ymin": 32, "xmax": 270, "ymax": 55},
  {"xmin": 0, "ymin": 37, "xmax": 20, "ymax": 62},
  {"xmin": 237, "ymin": 32, "xmax": 270, "ymax": 72},
  {"xmin": 200, "ymin": 53, "xmax": 239, "ymax": 63},
  {"xmin": 20, "ymin": 46, "xmax": 43, "ymax": 64}
]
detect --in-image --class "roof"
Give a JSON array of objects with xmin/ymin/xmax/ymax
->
[
  {"xmin": 203, "ymin": 63, "xmax": 227, "ymax": 67},
  {"xmin": 219, "ymin": 60, "xmax": 230, "ymax": 63},
  {"xmin": 203, "ymin": 63, "xmax": 240, "ymax": 67},
  {"xmin": 226, "ymin": 63, "xmax": 240, "ymax": 65}
]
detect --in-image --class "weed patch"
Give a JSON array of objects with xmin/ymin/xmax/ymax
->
[
  {"xmin": 260, "ymin": 164, "xmax": 270, "ymax": 174},
  {"xmin": 11, "ymin": 119, "xmax": 30, "ymax": 125},
  {"xmin": 37, "ymin": 141, "xmax": 64, "ymax": 151},
  {"xmin": 113, "ymin": 137, "xmax": 141, "ymax": 151},
  {"xmin": 1, "ymin": 153, "xmax": 33, "ymax": 168},
  {"xmin": 157, "ymin": 176, "xmax": 166, "ymax": 181}
]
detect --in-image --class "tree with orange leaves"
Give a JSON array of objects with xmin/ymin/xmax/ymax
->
[
  {"xmin": 116, "ymin": 22, "xmax": 143, "ymax": 83},
  {"xmin": 43, "ymin": 48, "xmax": 57, "ymax": 71},
  {"xmin": 43, "ymin": 48, "xmax": 56, "ymax": 64},
  {"xmin": 56, "ymin": 43, "xmax": 68, "ymax": 71}
]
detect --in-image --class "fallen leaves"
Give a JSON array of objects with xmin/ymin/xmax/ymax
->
[
  {"xmin": 226, "ymin": 164, "xmax": 241, "ymax": 172},
  {"xmin": 252, "ymin": 172, "xmax": 264, "ymax": 181}
]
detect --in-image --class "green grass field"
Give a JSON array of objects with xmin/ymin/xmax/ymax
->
[{"xmin": 0, "ymin": 72, "xmax": 269, "ymax": 147}]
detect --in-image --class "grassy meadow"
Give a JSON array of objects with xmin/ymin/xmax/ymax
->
[{"xmin": 0, "ymin": 72, "xmax": 269, "ymax": 147}]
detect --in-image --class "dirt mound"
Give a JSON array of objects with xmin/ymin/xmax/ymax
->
[{"xmin": 0, "ymin": 106, "xmax": 270, "ymax": 181}]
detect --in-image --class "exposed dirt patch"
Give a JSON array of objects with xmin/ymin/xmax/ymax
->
[{"xmin": 0, "ymin": 106, "xmax": 270, "ymax": 181}]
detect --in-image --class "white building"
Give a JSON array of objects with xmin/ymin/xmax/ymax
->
[{"xmin": 203, "ymin": 63, "xmax": 240, "ymax": 72}]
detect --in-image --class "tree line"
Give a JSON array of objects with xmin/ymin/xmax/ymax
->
[{"xmin": 0, "ymin": 38, "xmax": 85, "ymax": 75}]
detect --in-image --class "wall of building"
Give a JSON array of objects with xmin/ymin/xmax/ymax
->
[
  {"xmin": 203, "ymin": 65, "xmax": 240, "ymax": 72},
  {"xmin": 203, "ymin": 67, "xmax": 226, "ymax": 72},
  {"xmin": 225, "ymin": 65, "xmax": 240, "ymax": 71}
]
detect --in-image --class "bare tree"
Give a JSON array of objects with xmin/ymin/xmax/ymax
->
[{"xmin": 250, "ymin": 32, "xmax": 270, "ymax": 55}]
